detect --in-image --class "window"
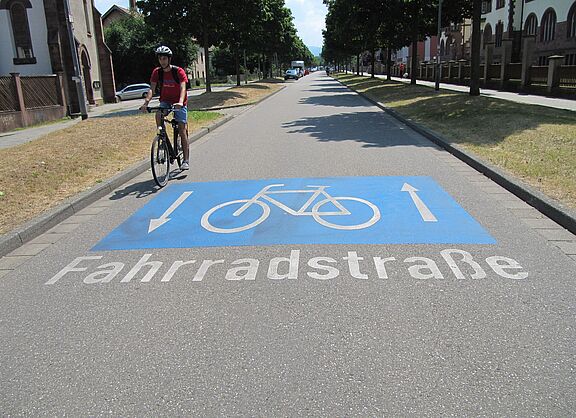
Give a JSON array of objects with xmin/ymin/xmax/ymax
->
[
  {"xmin": 568, "ymin": 2, "xmax": 576, "ymax": 38},
  {"xmin": 483, "ymin": 24, "xmax": 493, "ymax": 47},
  {"xmin": 482, "ymin": 0, "xmax": 492, "ymax": 14},
  {"xmin": 538, "ymin": 56, "xmax": 548, "ymax": 66},
  {"xmin": 495, "ymin": 21, "xmax": 504, "ymax": 47},
  {"xmin": 540, "ymin": 8, "xmax": 556, "ymax": 42},
  {"xmin": 496, "ymin": 0, "xmax": 505, "ymax": 9},
  {"xmin": 83, "ymin": 0, "xmax": 91, "ymax": 35},
  {"xmin": 524, "ymin": 13, "xmax": 538, "ymax": 36},
  {"xmin": 7, "ymin": 0, "xmax": 35, "ymax": 64},
  {"xmin": 565, "ymin": 54, "xmax": 576, "ymax": 65}
]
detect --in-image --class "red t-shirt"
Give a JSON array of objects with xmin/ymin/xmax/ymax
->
[{"xmin": 151, "ymin": 66, "xmax": 188, "ymax": 105}]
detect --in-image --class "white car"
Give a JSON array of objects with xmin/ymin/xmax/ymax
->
[
  {"xmin": 284, "ymin": 69, "xmax": 299, "ymax": 80},
  {"xmin": 115, "ymin": 83, "xmax": 151, "ymax": 101}
]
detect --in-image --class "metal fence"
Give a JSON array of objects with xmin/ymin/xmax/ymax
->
[
  {"xmin": 0, "ymin": 76, "xmax": 18, "ymax": 112},
  {"xmin": 530, "ymin": 66, "xmax": 548, "ymax": 85},
  {"xmin": 559, "ymin": 65, "xmax": 576, "ymax": 88},
  {"xmin": 20, "ymin": 75, "xmax": 59, "ymax": 108},
  {"xmin": 488, "ymin": 64, "xmax": 501, "ymax": 79},
  {"xmin": 508, "ymin": 63, "xmax": 522, "ymax": 80}
]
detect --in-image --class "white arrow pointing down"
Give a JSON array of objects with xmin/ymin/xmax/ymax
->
[
  {"xmin": 148, "ymin": 191, "xmax": 193, "ymax": 233},
  {"xmin": 401, "ymin": 183, "xmax": 437, "ymax": 222}
]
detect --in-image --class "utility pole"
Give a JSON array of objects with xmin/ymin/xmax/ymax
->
[{"xmin": 435, "ymin": 0, "xmax": 442, "ymax": 91}]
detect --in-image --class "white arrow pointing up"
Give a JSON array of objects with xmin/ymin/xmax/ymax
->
[
  {"xmin": 148, "ymin": 191, "xmax": 193, "ymax": 233},
  {"xmin": 401, "ymin": 183, "xmax": 437, "ymax": 222}
]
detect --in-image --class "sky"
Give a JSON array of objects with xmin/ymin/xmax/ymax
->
[{"xmin": 93, "ymin": 0, "xmax": 327, "ymax": 48}]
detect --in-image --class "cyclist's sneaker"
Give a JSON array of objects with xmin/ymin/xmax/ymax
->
[{"xmin": 181, "ymin": 161, "xmax": 189, "ymax": 171}]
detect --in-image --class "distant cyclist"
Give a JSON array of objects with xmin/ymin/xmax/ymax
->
[{"xmin": 140, "ymin": 45, "xmax": 190, "ymax": 170}]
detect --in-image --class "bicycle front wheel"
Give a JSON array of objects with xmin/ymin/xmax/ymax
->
[{"xmin": 151, "ymin": 135, "xmax": 170, "ymax": 187}]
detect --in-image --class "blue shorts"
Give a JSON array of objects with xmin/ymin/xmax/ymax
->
[{"xmin": 160, "ymin": 102, "xmax": 187, "ymax": 123}]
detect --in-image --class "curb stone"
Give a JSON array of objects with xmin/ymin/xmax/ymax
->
[{"xmin": 334, "ymin": 77, "xmax": 576, "ymax": 236}]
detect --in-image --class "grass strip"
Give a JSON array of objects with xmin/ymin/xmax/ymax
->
[
  {"xmin": 336, "ymin": 73, "xmax": 576, "ymax": 211},
  {"xmin": 0, "ymin": 110, "xmax": 221, "ymax": 234},
  {"xmin": 187, "ymin": 78, "xmax": 284, "ymax": 110}
]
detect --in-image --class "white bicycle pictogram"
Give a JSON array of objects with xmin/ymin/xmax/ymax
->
[{"xmin": 201, "ymin": 183, "xmax": 380, "ymax": 234}]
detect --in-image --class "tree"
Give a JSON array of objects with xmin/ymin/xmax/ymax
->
[
  {"xmin": 104, "ymin": 14, "xmax": 198, "ymax": 87},
  {"xmin": 469, "ymin": 0, "xmax": 482, "ymax": 96},
  {"xmin": 137, "ymin": 0, "xmax": 228, "ymax": 92},
  {"xmin": 219, "ymin": 0, "xmax": 264, "ymax": 85}
]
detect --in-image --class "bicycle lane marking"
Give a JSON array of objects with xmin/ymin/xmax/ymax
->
[{"xmin": 92, "ymin": 176, "xmax": 496, "ymax": 251}]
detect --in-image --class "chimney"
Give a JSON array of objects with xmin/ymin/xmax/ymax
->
[{"xmin": 129, "ymin": 0, "xmax": 136, "ymax": 11}]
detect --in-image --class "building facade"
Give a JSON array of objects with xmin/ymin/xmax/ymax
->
[
  {"xmin": 0, "ymin": 0, "xmax": 115, "ymax": 116},
  {"xmin": 482, "ymin": 0, "xmax": 576, "ymax": 65}
]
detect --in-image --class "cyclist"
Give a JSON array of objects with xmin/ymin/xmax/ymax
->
[{"xmin": 140, "ymin": 45, "xmax": 190, "ymax": 170}]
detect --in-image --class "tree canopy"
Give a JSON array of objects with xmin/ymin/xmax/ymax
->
[{"xmin": 135, "ymin": 0, "xmax": 311, "ymax": 90}]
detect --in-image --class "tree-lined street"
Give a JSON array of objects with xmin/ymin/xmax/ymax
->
[{"xmin": 1, "ymin": 72, "xmax": 575, "ymax": 415}]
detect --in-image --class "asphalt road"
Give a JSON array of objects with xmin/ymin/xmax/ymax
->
[{"xmin": 1, "ymin": 72, "xmax": 575, "ymax": 415}]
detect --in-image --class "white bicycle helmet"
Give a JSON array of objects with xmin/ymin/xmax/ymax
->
[{"xmin": 155, "ymin": 45, "xmax": 172, "ymax": 56}]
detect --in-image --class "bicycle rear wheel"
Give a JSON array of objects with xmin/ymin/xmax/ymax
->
[{"xmin": 151, "ymin": 135, "xmax": 170, "ymax": 187}]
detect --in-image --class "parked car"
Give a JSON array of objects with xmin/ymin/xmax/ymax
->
[
  {"xmin": 115, "ymin": 83, "xmax": 151, "ymax": 101},
  {"xmin": 284, "ymin": 69, "xmax": 299, "ymax": 80}
]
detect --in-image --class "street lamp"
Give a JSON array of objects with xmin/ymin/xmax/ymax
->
[{"xmin": 435, "ymin": 0, "xmax": 443, "ymax": 91}]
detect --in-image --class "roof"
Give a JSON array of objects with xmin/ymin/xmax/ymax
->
[{"xmin": 101, "ymin": 5, "xmax": 131, "ymax": 22}]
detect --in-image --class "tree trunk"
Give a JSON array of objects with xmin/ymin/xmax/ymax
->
[
  {"xmin": 371, "ymin": 48, "xmax": 375, "ymax": 78},
  {"xmin": 410, "ymin": 4, "xmax": 419, "ymax": 85},
  {"xmin": 411, "ymin": 30, "xmax": 419, "ymax": 85},
  {"xmin": 386, "ymin": 47, "xmax": 392, "ymax": 80},
  {"xmin": 203, "ymin": 40, "xmax": 211, "ymax": 93},
  {"xmin": 470, "ymin": 0, "xmax": 482, "ymax": 96},
  {"xmin": 235, "ymin": 47, "xmax": 241, "ymax": 86},
  {"xmin": 356, "ymin": 54, "xmax": 360, "ymax": 76}
]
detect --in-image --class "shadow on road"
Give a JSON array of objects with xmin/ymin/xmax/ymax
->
[
  {"xmin": 299, "ymin": 93, "xmax": 370, "ymax": 108},
  {"xmin": 282, "ymin": 111, "xmax": 426, "ymax": 148},
  {"xmin": 109, "ymin": 178, "xmax": 159, "ymax": 200}
]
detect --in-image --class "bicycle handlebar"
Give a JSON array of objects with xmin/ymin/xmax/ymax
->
[{"xmin": 146, "ymin": 106, "xmax": 173, "ymax": 114}]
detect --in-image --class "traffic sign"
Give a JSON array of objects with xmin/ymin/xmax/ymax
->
[{"xmin": 93, "ymin": 176, "xmax": 496, "ymax": 251}]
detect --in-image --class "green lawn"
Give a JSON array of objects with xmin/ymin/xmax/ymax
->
[{"xmin": 336, "ymin": 73, "xmax": 576, "ymax": 210}]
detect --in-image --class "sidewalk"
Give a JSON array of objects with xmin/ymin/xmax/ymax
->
[
  {"xmin": 356, "ymin": 73, "xmax": 576, "ymax": 112},
  {"xmin": 0, "ymin": 85, "xmax": 234, "ymax": 150}
]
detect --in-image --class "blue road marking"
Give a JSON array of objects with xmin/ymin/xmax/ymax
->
[{"xmin": 93, "ymin": 176, "xmax": 496, "ymax": 251}]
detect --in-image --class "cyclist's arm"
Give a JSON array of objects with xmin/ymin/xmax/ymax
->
[
  {"xmin": 139, "ymin": 82, "xmax": 157, "ymax": 112},
  {"xmin": 174, "ymin": 81, "xmax": 186, "ymax": 109}
]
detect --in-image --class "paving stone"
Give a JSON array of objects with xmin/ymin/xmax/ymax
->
[
  {"xmin": 10, "ymin": 243, "xmax": 51, "ymax": 256},
  {"xmin": 91, "ymin": 198, "xmax": 114, "ymax": 208},
  {"xmin": 554, "ymin": 241, "xmax": 576, "ymax": 255},
  {"xmin": 569, "ymin": 255, "xmax": 576, "ymax": 262},
  {"xmin": 521, "ymin": 218, "xmax": 562, "ymax": 229},
  {"xmin": 75, "ymin": 206, "xmax": 107, "ymax": 216},
  {"xmin": 478, "ymin": 185, "xmax": 510, "ymax": 193},
  {"xmin": 536, "ymin": 228, "xmax": 576, "ymax": 241},
  {"xmin": 507, "ymin": 208, "xmax": 545, "ymax": 219},
  {"xmin": 0, "ymin": 256, "xmax": 31, "ymax": 270},
  {"xmin": 491, "ymin": 193, "xmax": 523, "ymax": 202},
  {"xmin": 28, "ymin": 233, "xmax": 67, "ymax": 245},
  {"xmin": 0, "ymin": 270, "xmax": 10, "ymax": 278},
  {"xmin": 501, "ymin": 200, "xmax": 532, "ymax": 209},
  {"xmin": 61, "ymin": 214, "xmax": 95, "ymax": 224},
  {"xmin": 46, "ymin": 223, "xmax": 80, "ymax": 234}
]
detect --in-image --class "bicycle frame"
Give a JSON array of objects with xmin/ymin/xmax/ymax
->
[
  {"xmin": 233, "ymin": 184, "xmax": 350, "ymax": 217},
  {"xmin": 150, "ymin": 107, "xmax": 180, "ymax": 162}
]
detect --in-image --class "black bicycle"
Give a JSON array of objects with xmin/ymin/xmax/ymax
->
[{"xmin": 147, "ymin": 106, "xmax": 183, "ymax": 187}]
